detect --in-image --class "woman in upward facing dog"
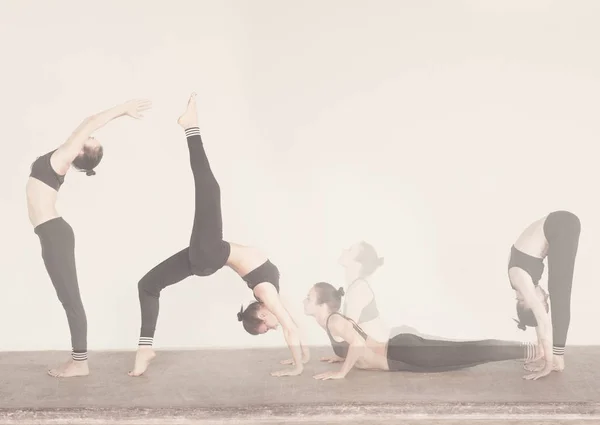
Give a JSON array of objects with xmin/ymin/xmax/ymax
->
[
  {"xmin": 323, "ymin": 241, "xmax": 460, "ymax": 364},
  {"xmin": 26, "ymin": 99, "xmax": 152, "ymax": 378},
  {"xmin": 130, "ymin": 93, "xmax": 309, "ymax": 378},
  {"xmin": 508, "ymin": 211, "xmax": 581, "ymax": 380},
  {"xmin": 304, "ymin": 282, "xmax": 542, "ymax": 380},
  {"xmin": 319, "ymin": 241, "xmax": 390, "ymax": 364}
]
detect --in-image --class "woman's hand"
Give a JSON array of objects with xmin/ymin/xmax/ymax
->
[
  {"xmin": 319, "ymin": 355, "xmax": 345, "ymax": 363},
  {"xmin": 523, "ymin": 358, "xmax": 546, "ymax": 372},
  {"xmin": 526, "ymin": 355, "xmax": 565, "ymax": 373},
  {"xmin": 124, "ymin": 99, "xmax": 152, "ymax": 119},
  {"xmin": 279, "ymin": 355, "xmax": 310, "ymax": 366},
  {"xmin": 313, "ymin": 370, "xmax": 346, "ymax": 380},
  {"xmin": 523, "ymin": 361, "xmax": 553, "ymax": 380}
]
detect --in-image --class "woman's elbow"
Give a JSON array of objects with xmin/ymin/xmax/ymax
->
[
  {"xmin": 349, "ymin": 339, "xmax": 365, "ymax": 351},
  {"xmin": 282, "ymin": 324, "xmax": 300, "ymax": 340},
  {"xmin": 70, "ymin": 116, "xmax": 97, "ymax": 137},
  {"xmin": 283, "ymin": 322, "xmax": 299, "ymax": 335},
  {"xmin": 535, "ymin": 315, "xmax": 552, "ymax": 334},
  {"xmin": 83, "ymin": 115, "xmax": 100, "ymax": 128},
  {"xmin": 542, "ymin": 319, "xmax": 553, "ymax": 334}
]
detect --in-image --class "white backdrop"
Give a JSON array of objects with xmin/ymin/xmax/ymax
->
[{"xmin": 1, "ymin": 0, "xmax": 599, "ymax": 351}]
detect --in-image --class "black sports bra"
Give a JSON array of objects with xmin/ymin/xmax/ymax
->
[
  {"xmin": 242, "ymin": 260, "xmax": 280, "ymax": 301},
  {"xmin": 325, "ymin": 312, "xmax": 368, "ymax": 358},
  {"xmin": 30, "ymin": 150, "xmax": 64, "ymax": 191},
  {"xmin": 508, "ymin": 245, "xmax": 544, "ymax": 288},
  {"xmin": 343, "ymin": 278, "xmax": 380, "ymax": 324}
]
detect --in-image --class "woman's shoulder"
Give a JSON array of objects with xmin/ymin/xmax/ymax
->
[{"xmin": 346, "ymin": 278, "xmax": 374, "ymax": 295}]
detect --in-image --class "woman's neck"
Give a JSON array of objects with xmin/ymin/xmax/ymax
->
[
  {"xmin": 315, "ymin": 308, "xmax": 333, "ymax": 329},
  {"xmin": 344, "ymin": 266, "xmax": 362, "ymax": 286}
]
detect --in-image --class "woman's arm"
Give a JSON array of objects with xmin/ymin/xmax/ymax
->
[
  {"xmin": 257, "ymin": 284, "xmax": 307, "ymax": 377},
  {"xmin": 278, "ymin": 293, "xmax": 311, "ymax": 366},
  {"xmin": 313, "ymin": 315, "xmax": 366, "ymax": 380},
  {"xmin": 509, "ymin": 269, "xmax": 554, "ymax": 379},
  {"xmin": 319, "ymin": 354, "xmax": 345, "ymax": 363},
  {"xmin": 52, "ymin": 99, "xmax": 151, "ymax": 174}
]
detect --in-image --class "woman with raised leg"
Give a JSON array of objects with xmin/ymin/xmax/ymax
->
[{"xmin": 130, "ymin": 93, "xmax": 308, "ymax": 378}]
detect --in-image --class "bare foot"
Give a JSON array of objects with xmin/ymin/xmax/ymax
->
[
  {"xmin": 177, "ymin": 92, "xmax": 198, "ymax": 129},
  {"xmin": 47, "ymin": 359, "xmax": 89, "ymax": 378},
  {"xmin": 128, "ymin": 346, "xmax": 156, "ymax": 377}
]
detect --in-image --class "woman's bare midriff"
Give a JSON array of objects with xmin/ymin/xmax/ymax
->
[
  {"xmin": 328, "ymin": 331, "xmax": 389, "ymax": 371},
  {"xmin": 512, "ymin": 216, "xmax": 549, "ymax": 259},
  {"xmin": 226, "ymin": 242, "xmax": 269, "ymax": 277},
  {"xmin": 353, "ymin": 338, "xmax": 390, "ymax": 370},
  {"xmin": 26, "ymin": 177, "xmax": 60, "ymax": 228}
]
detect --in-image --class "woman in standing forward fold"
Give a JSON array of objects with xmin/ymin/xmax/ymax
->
[
  {"xmin": 508, "ymin": 210, "xmax": 581, "ymax": 379},
  {"xmin": 129, "ymin": 93, "xmax": 309, "ymax": 378},
  {"xmin": 26, "ymin": 99, "xmax": 152, "ymax": 378}
]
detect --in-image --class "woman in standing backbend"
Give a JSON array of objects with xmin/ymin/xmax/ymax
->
[
  {"xmin": 26, "ymin": 98, "xmax": 152, "ymax": 378},
  {"xmin": 129, "ymin": 93, "xmax": 309, "ymax": 378},
  {"xmin": 508, "ymin": 210, "xmax": 581, "ymax": 380}
]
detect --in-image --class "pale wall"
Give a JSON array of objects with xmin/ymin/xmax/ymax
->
[{"xmin": 1, "ymin": 0, "xmax": 599, "ymax": 351}]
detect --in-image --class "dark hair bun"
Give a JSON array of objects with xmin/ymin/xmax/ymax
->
[
  {"xmin": 337, "ymin": 287, "xmax": 345, "ymax": 297},
  {"xmin": 85, "ymin": 169, "xmax": 96, "ymax": 176},
  {"xmin": 513, "ymin": 318, "xmax": 527, "ymax": 331},
  {"xmin": 237, "ymin": 305, "xmax": 244, "ymax": 322}
]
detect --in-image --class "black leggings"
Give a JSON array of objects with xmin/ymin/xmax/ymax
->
[
  {"xmin": 543, "ymin": 210, "xmax": 581, "ymax": 355},
  {"xmin": 35, "ymin": 217, "xmax": 87, "ymax": 361},
  {"xmin": 137, "ymin": 127, "xmax": 231, "ymax": 345},
  {"xmin": 386, "ymin": 333, "xmax": 531, "ymax": 372}
]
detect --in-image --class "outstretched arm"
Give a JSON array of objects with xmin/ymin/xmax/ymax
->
[
  {"xmin": 257, "ymin": 283, "xmax": 307, "ymax": 377},
  {"xmin": 52, "ymin": 99, "xmax": 152, "ymax": 174},
  {"xmin": 313, "ymin": 315, "xmax": 367, "ymax": 380},
  {"xmin": 277, "ymin": 293, "xmax": 311, "ymax": 366}
]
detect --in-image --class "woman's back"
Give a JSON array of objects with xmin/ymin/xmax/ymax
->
[
  {"xmin": 26, "ymin": 150, "xmax": 64, "ymax": 227},
  {"xmin": 342, "ymin": 278, "xmax": 390, "ymax": 343}
]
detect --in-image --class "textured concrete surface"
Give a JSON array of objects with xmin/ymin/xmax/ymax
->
[{"xmin": 0, "ymin": 346, "xmax": 598, "ymax": 424}]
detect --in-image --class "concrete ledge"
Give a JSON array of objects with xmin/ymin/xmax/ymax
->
[
  {"xmin": 1, "ymin": 403, "xmax": 600, "ymax": 424},
  {"xmin": 1, "ymin": 347, "xmax": 598, "ymax": 423}
]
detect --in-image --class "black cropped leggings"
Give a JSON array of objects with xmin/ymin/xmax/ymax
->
[
  {"xmin": 137, "ymin": 127, "xmax": 231, "ymax": 345},
  {"xmin": 35, "ymin": 217, "xmax": 88, "ymax": 361},
  {"xmin": 386, "ymin": 333, "xmax": 532, "ymax": 372},
  {"xmin": 543, "ymin": 210, "xmax": 581, "ymax": 355}
]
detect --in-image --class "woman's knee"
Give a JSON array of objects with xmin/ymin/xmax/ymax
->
[{"xmin": 138, "ymin": 274, "xmax": 161, "ymax": 298}]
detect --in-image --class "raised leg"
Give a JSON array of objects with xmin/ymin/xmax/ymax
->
[{"xmin": 177, "ymin": 93, "xmax": 230, "ymax": 276}]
